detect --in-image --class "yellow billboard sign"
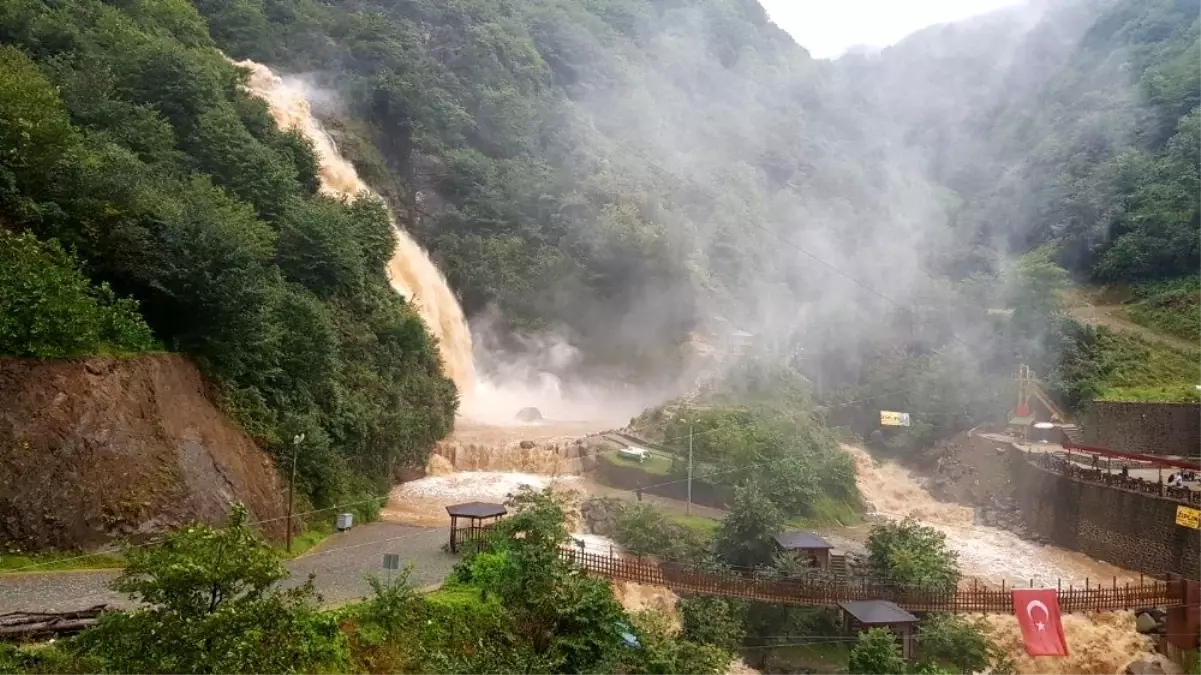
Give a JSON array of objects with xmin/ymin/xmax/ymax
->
[
  {"xmin": 1175, "ymin": 506, "xmax": 1200, "ymax": 530},
  {"xmin": 880, "ymin": 411, "xmax": 911, "ymax": 427}
]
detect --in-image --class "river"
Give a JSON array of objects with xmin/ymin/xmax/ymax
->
[{"xmin": 383, "ymin": 422, "xmax": 1172, "ymax": 674}]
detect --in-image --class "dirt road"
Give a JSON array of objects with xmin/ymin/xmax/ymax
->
[{"xmin": 1065, "ymin": 293, "xmax": 1197, "ymax": 353}]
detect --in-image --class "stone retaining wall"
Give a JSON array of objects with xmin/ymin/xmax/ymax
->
[
  {"xmin": 1082, "ymin": 402, "xmax": 1200, "ymax": 457},
  {"xmin": 1010, "ymin": 449, "xmax": 1200, "ymax": 576}
]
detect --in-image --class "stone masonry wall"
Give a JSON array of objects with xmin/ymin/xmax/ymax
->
[
  {"xmin": 1010, "ymin": 449, "xmax": 1200, "ymax": 577},
  {"xmin": 1082, "ymin": 402, "xmax": 1200, "ymax": 456}
]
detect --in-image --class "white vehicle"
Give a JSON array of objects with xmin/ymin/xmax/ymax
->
[{"xmin": 617, "ymin": 446, "xmax": 649, "ymax": 463}]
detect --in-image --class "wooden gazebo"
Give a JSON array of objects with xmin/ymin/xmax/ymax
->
[{"xmin": 446, "ymin": 501, "xmax": 506, "ymax": 553}]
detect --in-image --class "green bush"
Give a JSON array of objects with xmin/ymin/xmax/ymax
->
[
  {"xmin": 610, "ymin": 502, "xmax": 709, "ymax": 562},
  {"xmin": 0, "ymin": 231, "xmax": 155, "ymax": 357},
  {"xmin": 72, "ymin": 505, "xmax": 350, "ymax": 674}
]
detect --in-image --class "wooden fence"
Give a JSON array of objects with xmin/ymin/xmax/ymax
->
[{"xmin": 560, "ymin": 549, "xmax": 1185, "ymax": 613}]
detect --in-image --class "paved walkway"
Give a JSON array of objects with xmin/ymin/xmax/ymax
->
[{"xmin": 0, "ymin": 522, "xmax": 457, "ymax": 613}]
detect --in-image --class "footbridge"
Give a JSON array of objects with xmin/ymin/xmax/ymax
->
[{"xmin": 561, "ymin": 549, "xmax": 1191, "ymax": 614}]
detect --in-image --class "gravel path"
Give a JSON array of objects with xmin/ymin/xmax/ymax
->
[
  {"xmin": 1066, "ymin": 297, "xmax": 1198, "ymax": 353},
  {"xmin": 0, "ymin": 522, "xmax": 457, "ymax": 613}
]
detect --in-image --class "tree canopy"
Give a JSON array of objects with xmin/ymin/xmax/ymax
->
[{"xmin": 0, "ymin": 0, "xmax": 456, "ymax": 511}]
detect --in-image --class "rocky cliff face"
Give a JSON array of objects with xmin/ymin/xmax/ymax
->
[{"xmin": 0, "ymin": 354, "xmax": 287, "ymax": 551}]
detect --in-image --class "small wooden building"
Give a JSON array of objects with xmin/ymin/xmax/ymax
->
[
  {"xmin": 446, "ymin": 501, "xmax": 506, "ymax": 553},
  {"xmin": 773, "ymin": 531, "xmax": 833, "ymax": 569},
  {"xmin": 838, "ymin": 600, "xmax": 919, "ymax": 660}
]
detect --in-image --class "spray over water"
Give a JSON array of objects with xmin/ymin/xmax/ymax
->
[{"xmin": 233, "ymin": 59, "xmax": 476, "ymax": 396}]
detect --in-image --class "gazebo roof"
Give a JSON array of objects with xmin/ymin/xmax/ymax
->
[
  {"xmin": 839, "ymin": 600, "xmax": 918, "ymax": 625},
  {"xmin": 773, "ymin": 531, "xmax": 833, "ymax": 550},
  {"xmin": 445, "ymin": 501, "xmax": 507, "ymax": 519}
]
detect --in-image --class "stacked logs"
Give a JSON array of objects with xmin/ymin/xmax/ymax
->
[{"xmin": 0, "ymin": 606, "xmax": 107, "ymax": 640}]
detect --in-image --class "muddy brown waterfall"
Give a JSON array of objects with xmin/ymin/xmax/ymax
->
[{"xmin": 233, "ymin": 59, "xmax": 476, "ymax": 396}]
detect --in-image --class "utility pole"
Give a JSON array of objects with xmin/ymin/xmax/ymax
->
[
  {"xmin": 287, "ymin": 433, "xmax": 304, "ymax": 553},
  {"xmin": 687, "ymin": 423, "xmax": 694, "ymax": 516}
]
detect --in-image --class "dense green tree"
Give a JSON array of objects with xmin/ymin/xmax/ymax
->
[
  {"xmin": 714, "ymin": 480, "xmax": 784, "ymax": 570},
  {"xmin": 916, "ymin": 614, "xmax": 996, "ymax": 674},
  {"xmin": 623, "ymin": 610, "xmax": 732, "ymax": 675},
  {"xmin": 455, "ymin": 487, "xmax": 629, "ymax": 673},
  {"xmin": 679, "ymin": 596, "xmax": 747, "ymax": 652},
  {"xmin": 865, "ymin": 518, "xmax": 961, "ymax": 590}
]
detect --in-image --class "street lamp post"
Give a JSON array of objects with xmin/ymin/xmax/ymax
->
[
  {"xmin": 287, "ymin": 433, "xmax": 304, "ymax": 553},
  {"xmin": 687, "ymin": 422, "xmax": 694, "ymax": 516}
]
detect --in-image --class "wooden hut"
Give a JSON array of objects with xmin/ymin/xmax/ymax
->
[{"xmin": 773, "ymin": 531, "xmax": 833, "ymax": 569}]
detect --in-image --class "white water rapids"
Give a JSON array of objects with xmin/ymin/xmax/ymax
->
[
  {"xmin": 843, "ymin": 445, "xmax": 1140, "ymax": 587},
  {"xmin": 846, "ymin": 445, "xmax": 1168, "ymax": 675}
]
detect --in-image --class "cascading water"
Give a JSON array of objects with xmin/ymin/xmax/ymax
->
[{"xmin": 233, "ymin": 60, "xmax": 476, "ymax": 396}]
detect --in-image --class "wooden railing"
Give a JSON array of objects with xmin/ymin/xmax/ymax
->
[
  {"xmin": 1033, "ymin": 452, "xmax": 1201, "ymax": 505},
  {"xmin": 450, "ymin": 522, "xmax": 494, "ymax": 553},
  {"xmin": 560, "ymin": 549, "xmax": 1185, "ymax": 613}
]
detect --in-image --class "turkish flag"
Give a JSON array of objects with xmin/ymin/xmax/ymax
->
[{"xmin": 1012, "ymin": 589, "xmax": 1069, "ymax": 657}]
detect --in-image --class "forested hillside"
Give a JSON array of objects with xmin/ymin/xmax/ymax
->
[
  {"xmin": 194, "ymin": 0, "xmax": 958, "ymax": 379},
  {"xmin": 855, "ymin": 0, "xmax": 1199, "ymax": 282},
  {"xmin": 837, "ymin": 0, "xmax": 1200, "ymax": 413},
  {"xmin": 0, "ymin": 0, "xmax": 456, "ymax": 513},
  {"xmin": 1, "ymin": 0, "xmax": 1196, "ymax": 506}
]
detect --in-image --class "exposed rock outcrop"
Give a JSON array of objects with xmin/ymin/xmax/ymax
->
[{"xmin": 0, "ymin": 355, "xmax": 287, "ymax": 551}]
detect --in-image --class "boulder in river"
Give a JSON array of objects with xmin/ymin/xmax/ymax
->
[
  {"xmin": 516, "ymin": 407, "xmax": 543, "ymax": 422},
  {"xmin": 1124, "ymin": 658, "xmax": 1166, "ymax": 675},
  {"xmin": 1135, "ymin": 612, "xmax": 1159, "ymax": 634}
]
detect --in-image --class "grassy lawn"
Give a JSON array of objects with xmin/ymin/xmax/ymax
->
[
  {"xmin": 0, "ymin": 550, "xmax": 125, "ymax": 574},
  {"xmin": 1092, "ymin": 329, "xmax": 1200, "ymax": 402},
  {"xmin": 280, "ymin": 521, "xmax": 336, "ymax": 558},
  {"xmin": 785, "ymin": 496, "xmax": 862, "ymax": 530},
  {"xmin": 666, "ymin": 512, "xmax": 720, "ymax": 537},
  {"xmin": 758, "ymin": 642, "xmax": 850, "ymax": 673},
  {"xmin": 424, "ymin": 585, "xmax": 487, "ymax": 607},
  {"xmin": 1121, "ymin": 276, "xmax": 1200, "ymax": 343},
  {"xmin": 0, "ymin": 521, "xmax": 335, "ymax": 573}
]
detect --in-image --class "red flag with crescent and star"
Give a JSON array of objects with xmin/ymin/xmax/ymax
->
[{"xmin": 1012, "ymin": 589, "xmax": 1069, "ymax": 656}]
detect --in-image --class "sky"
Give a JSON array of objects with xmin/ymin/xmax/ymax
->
[{"xmin": 759, "ymin": 0, "xmax": 1026, "ymax": 59}]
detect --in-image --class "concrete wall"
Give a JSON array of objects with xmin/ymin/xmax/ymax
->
[
  {"xmin": 1082, "ymin": 402, "xmax": 1200, "ymax": 456},
  {"xmin": 1010, "ymin": 450, "xmax": 1200, "ymax": 577}
]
